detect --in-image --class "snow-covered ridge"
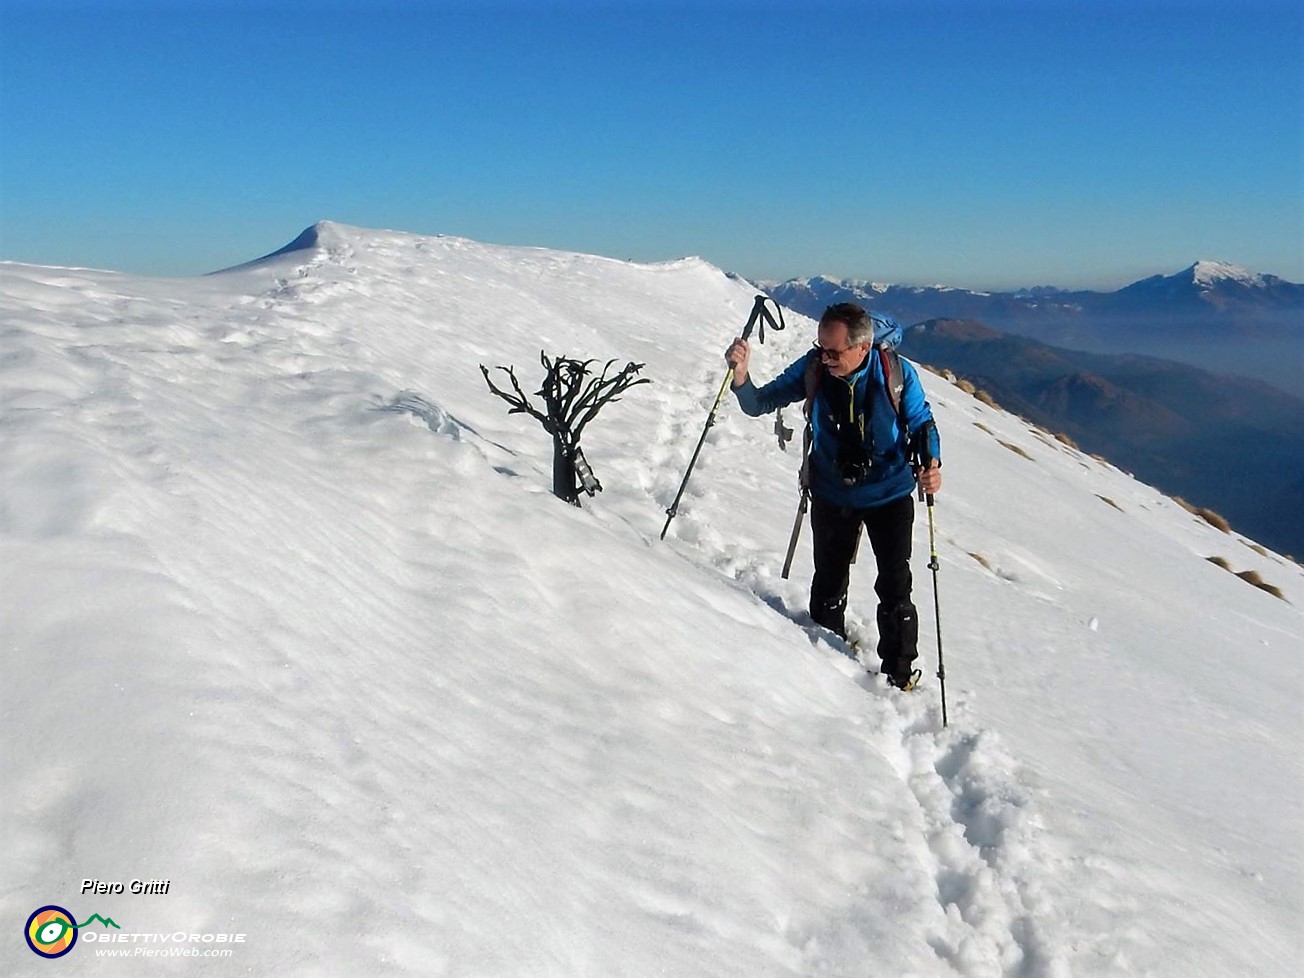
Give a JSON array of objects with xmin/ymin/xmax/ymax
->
[
  {"xmin": 1, "ymin": 224, "xmax": 1300, "ymax": 978},
  {"xmin": 224, "ymin": 219, "xmax": 721, "ymax": 279},
  {"xmin": 1188, "ymin": 258, "xmax": 1266, "ymax": 288},
  {"xmin": 776, "ymin": 258, "xmax": 1293, "ymax": 299}
]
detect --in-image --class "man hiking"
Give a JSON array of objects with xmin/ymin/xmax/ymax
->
[{"xmin": 725, "ymin": 302, "xmax": 942, "ymax": 689}]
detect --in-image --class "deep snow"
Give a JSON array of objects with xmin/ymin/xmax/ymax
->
[{"xmin": 1, "ymin": 222, "xmax": 1300, "ymax": 977}]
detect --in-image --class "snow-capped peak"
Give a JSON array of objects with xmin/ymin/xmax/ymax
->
[{"xmin": 1189, "ymin": 259, "xmax": 1264, "ymax": 288}]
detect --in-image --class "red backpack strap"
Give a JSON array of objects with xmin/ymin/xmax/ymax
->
[
  {"xmin": 878, "ymin": 346, "xmax": 907, "ymax": 438},
  {"xmin": 803, "ymin": 354, "xmax": 823, "ymax": 419},
  {"xmin": 799, "ymin": 355, "xmax": 823, "ymax": 489}
]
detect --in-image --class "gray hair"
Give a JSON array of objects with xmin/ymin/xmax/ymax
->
[{"xmin": 819, "ymin": 302, "xmax": 873, "ymax": 344}]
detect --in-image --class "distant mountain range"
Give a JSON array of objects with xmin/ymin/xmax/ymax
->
[
  {"xmin": 764, "ymin": 261, "xmax": 1304, "ymax": 396},
  {"xmin": 901, "ymin": 318, "xmax": 1304, "ymax": 558}
]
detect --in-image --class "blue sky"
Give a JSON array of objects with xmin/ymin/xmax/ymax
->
[{"xmin": 1, "ymin": 0, "xmax": 1300, "ymax": 289}]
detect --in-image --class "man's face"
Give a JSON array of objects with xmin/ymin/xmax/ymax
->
[{"xmin": 815, "ymin": 320, "xmax": 870, "ymax": 378}]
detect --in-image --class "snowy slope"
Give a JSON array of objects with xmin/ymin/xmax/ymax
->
[{"xmin": 1, "ymin": 222, "xmax": 1300, "ymax": 977}]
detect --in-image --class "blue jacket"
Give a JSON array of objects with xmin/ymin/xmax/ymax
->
[{"xmin": 733, "ymin": 350, "xmax": 941, "ymax": 509}]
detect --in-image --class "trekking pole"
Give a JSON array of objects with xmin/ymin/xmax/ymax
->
[
  {"xmin": 918, "ymin": 476, "xmax": 948, "ymax": 727},
  {"xmin": 661, "ymin": 295, "xmax": 785, "ymax": 540},
  {"xmin": 780, "ymin": 489, "xmax": 810, "ymax": 579}
]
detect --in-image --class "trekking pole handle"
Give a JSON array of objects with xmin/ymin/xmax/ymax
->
[
  {"xmin": 912, "ymin": 440, "xmax": 937, "ymax": 505},
  {"xmin": 913, "ymin": 453, "xmax": 935, "ymax": 504},
  {"xmin": 739, "ymin": 294, "xmax": 785, "ymax": 345}
]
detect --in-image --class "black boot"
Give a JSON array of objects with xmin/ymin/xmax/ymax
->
[
  {"xmin": 811, "ymin": 592, "xmax": 849, "ymax": 641},
  {"xmin": 876, "ymin": 600, "xmax": 919, "ymax": 681}
]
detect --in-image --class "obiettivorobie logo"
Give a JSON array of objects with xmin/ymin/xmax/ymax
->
[
  {"xmin": 24, "ymin": 905, "xmax": 120, "ymax": 958},
  {"xmin": 24, "ymin": 905, "xmax": 248, "ymax": 960}
]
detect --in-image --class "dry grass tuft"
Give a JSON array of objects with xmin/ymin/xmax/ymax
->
[
  {"xmin": 974, "ymin": 389, "xmax": 999, "ymax": 408},
  {"xmin": 1235, "ymin": 569, "xmax": 1286, "ymax": 600},
  {"xmin": 1172, "ymin": 496, "xmax": 1198, "ymax": 515},
  {"xmin": 968, "ymin": 552, "xmax": 993, "ymax": 571},
  {"xmin": 1196, "ymin": 507, "xmax": 1232, "ymax": 533},
  {"xmin": 973, "ymin": 422, "xmax": 994, "ymax": 435},
  {"xmin": 1206, "ymin": 555, "xmax": 1232, "ymax": 570},
  {"xmin": 956, "ymin": 378, "xmax": 976, "ymax": 395},
  {"xmin": 1239, "ymin": 541, "xmax": 1269, "ymax": 558},
  {"xmin": 1096, "ymin": 495, "xmax": 1123, "ymax": 512},
  {"xmin": 1054, "ymin": 431, "xmax": 1079, "ymax": 450},
  {"xmin": 998, "ymin": 440, "xmax": 1034, "ymax": 460}
]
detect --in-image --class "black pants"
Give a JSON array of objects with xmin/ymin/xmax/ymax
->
[{"xmin": 809, "ymin": 493, "xmax": 918, "ymax": 675}]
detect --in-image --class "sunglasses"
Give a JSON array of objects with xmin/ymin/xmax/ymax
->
[{"xmin": 812, "ymin": 340, "xmax": 860, "ymax": 362}]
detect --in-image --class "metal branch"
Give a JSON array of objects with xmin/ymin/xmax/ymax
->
[
  {"xmin": 554, "ymin": 357, "xmax": 594, "ymax": 431},
  {"xmin": 573, "ymin": 361, "xmax": 650, "ymax": 437},
  {"xmin": 569, "ymin": 359, "xmax": 616, "ymax": 428},
  {"xmin": 480, "ymin": 363, "xmax": 552, "ymax": 429}
]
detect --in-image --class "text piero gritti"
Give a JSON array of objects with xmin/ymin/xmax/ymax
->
[{"xmin": 81, "ymin": 879, "xmax": 172, "ymax": 895}]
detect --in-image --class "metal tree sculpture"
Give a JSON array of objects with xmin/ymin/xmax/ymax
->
[{"xmin": 481, "ymin": 352, "xmax": 650, "ymax": 505}]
